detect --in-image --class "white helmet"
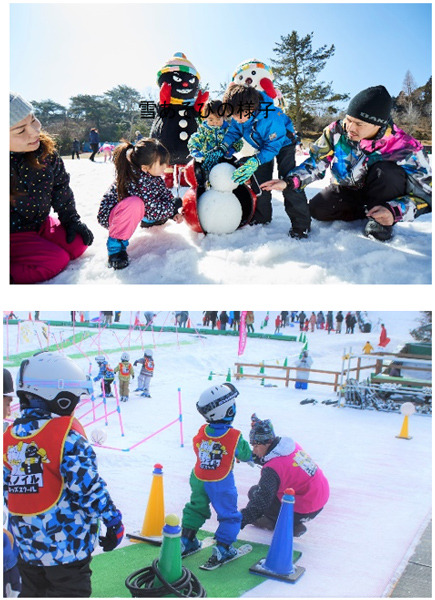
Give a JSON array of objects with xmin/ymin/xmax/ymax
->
[
  {"xmin": 95, "ymin": 355, "xmax": 107, "ymax": 364},
  {"xmin": 196, "ymin": 383, "xmax": 239, "ymax": 423},
  {"xmin": 16, "ymin": 351, "xmax": 93, "ymax": 416},
  {"xmin": 121, "ymin": 352, "xmax": 130, "ymax": 362},
  {"xmin": 144, "ymin": 349, "xmax": 153, "ymax": 358}
]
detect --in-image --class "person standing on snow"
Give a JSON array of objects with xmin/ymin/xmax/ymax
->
[
  {"xmin": 180, "ymin": 383, "xmax": 252, "ymax": 568},
  {"xmin": 3, "ymin": 352, "xmax": 124, "ymax": 597},
  {"xmin": 133, "ymin": 350, "xmax": 154, "ymax": 397},
  {"xmin": 261, "ymin": 85, "xmax": 431, "ymax": 242},
  {"xmin": 114, "ymin": 352, "xmax": 134, "ymax": 402},
  {"xmin": 240, "ymin": 414, "xmax": 329, "ymax": 537},
  {"xmin": 295, "ymin": 350, "xmax": 313, "ymax": 389}
]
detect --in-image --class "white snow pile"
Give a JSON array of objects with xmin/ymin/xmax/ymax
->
[
  {"xmin": 3, "ymin": 311, "xmax": 431, "ymax": 598},
  {"xmin": 39, "ymin": 156, "xmax": 431, "ymax": 284}
]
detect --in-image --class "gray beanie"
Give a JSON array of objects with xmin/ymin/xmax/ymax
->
[
  {"xmin": 10, "ymin": 92, "xmax": 34, "ymax": 128},
  {"xmin": 249, "ymin": 413, "xmax": 275, "ymax": 445}
]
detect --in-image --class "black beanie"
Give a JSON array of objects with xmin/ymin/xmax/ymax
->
[{"xmin": 347, "ymin": 85, "xmax": 392, "ymax": 126}]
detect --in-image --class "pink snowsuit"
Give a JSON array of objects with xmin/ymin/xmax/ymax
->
[
  {"xmin": 266, "ymin": 440, "xmax": 330, "ymax": 514},
  {"xmin": 10, "ymin": 216, "xmax": 87, "ymax": 284}
]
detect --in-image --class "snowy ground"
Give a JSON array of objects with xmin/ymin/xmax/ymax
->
[
  {"xmin": 44, "ymin": 157, "xmax": 432, "ymax": 285},
  {"xmin": 3, "ymin": 311, "xmax": 432, "ymax": 597}
]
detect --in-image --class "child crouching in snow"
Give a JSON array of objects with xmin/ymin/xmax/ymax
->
[{"xmin": 97, "ymin": 138, "xmax": 184, "ymax": 270}]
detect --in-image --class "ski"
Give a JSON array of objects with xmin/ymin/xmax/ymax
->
[
  {"xmin": 182, "ymin": 536, "xmax": 215, "ymax": 558},
  {"xmin": 199, "ymin": 544, "xmax": 252, "ymax": 570}
]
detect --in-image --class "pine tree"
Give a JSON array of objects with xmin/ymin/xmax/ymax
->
[
  {"xmin": 410, "ymin": 312, "xmax": 432, "ymax": 342},
  {"xmin": 271, "ymin": 31, "xmax": 349, "ymax": 131}
]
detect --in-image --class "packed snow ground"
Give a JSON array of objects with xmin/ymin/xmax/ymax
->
[
  {"xmin": 3, "ymin": 311, "xmax": 431, "ymax": 597},
  {"xmin": 45, "ymin": 157, "xmax": 432, "ymax": 285}
]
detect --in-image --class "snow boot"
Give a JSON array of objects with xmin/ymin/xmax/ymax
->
[
  {"xmin": 364, "ymin": 218, "xmax": 393, "ymax": 241},
  {"xmin": 289, "ymin": 227, "xmax": 309, "ymax": 239},
  {"xmin": 181, "ymin": 528, "xmax": 201, "ymax": 557},
  {"xmin": 293, "ymin": 523, "xmax": 307, "ymax": 537},
  {"xmin": 202, "ymin": 543, "xmax": 238, "ymax": 569},
  {"xmin": 253, "ymin": 515, "xmax": 276, "ymax": 531},
  {"xmin": 108, "ymin": 250, "xmax": 129, "ymax": 270},
  {"xmin": 141, "ymin": 391, "xmax": 151, "ymax": 397}
]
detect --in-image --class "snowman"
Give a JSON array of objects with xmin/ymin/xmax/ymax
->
[
  {"xmin": 231, "ymin": 58, "xmax": 284, "ymax": 108},
  {"xmin": 197, "ymin": 163, "xmax": 242, "ymax": 234}
]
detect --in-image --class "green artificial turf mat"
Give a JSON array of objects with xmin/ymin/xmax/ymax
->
[{"xmin": 91, "ymin": 530, "xmax": 302, "ymax": 597}]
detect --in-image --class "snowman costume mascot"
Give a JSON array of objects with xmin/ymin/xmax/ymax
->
[{"xmin": 150, "ymin": 52, "xmax": 209, "ymax": 188}]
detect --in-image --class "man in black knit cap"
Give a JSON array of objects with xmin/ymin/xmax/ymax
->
[{"xmin": 261, "ymin": 85, "xmax": 431, "ymax": 241}]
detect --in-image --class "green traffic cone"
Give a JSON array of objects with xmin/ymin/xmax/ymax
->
[
  {"xmin": 283, "ymin": 357, "xmax": 288, "ymax": 367},
  {"xmin": 226, "ymin": 369, "xmax": 232, "ymax": 382},
  {"xmin": 208, "ymin": 371, "xmax": 213, "ymax": 381},
  {"xmin": 153, "ymin": 514, "xmax": 183, "ymax": 589},
  {"xmin": 260, "ymin": 362, "xmax": 265, "ymax": 374}
]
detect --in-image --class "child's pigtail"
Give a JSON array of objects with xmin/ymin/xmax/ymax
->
[{"xmin": 113, "ymin": 140, "xmax": 136, "ymax": 200}]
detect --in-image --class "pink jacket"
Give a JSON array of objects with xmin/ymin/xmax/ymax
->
[{"xmin": 264, "ymin": 437, "xmax": 329, "ymax": 513}]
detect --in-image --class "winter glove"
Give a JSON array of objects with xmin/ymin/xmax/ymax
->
[
  {"xmin": 194, "ymin": 89, "xmax": 210, "ymax": 113},
  {"xmin": 203, "ymin": 146, "xmax": 227, "ymax": 172},
  {"xmin": 99, "ymin": 510, "xmax": 124, "ymax": 552},
  {"xmin": 232, "ymin": 157, "xmax": 259, "ymax": 185},
  {"xmin": 283, "ymin": 175, "xmax": 300, "ymax": 190},
  {"xmin": 65, "ymin": 219, "xmax": 94, "ymax": 246}
]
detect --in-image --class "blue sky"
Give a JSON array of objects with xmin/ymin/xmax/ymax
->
[{"xmin": 10, "ymin": 3, "xmax": 432, "ymax": 110}]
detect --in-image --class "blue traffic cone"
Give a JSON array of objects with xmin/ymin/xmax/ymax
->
[{"xmin": 249, "ymin": 488, "xmax": 305, "ymax": 582}]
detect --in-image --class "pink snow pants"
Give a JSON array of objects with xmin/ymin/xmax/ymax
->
[
  {"xmin": 10, "ymin": 216, "xmax": 87, "ymax": 284},
  {"xmin": 108, "ymin": 196, "xmax": 145, "ymax": 241}
]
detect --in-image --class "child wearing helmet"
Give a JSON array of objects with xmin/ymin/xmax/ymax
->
[
  {"xmin": 94, "ymin": 355, "xmax": 115, "ymax": 397},
  {"xmin": 181, "ymin": 383, "xmax": 252, "ymax": 569},
  {"xmin": 114, "ymin": 352, "xmax": 134, "ymax": 402},
  {"xmin": 133, "ymin": 349, "xmax": 154, "ymax": 397},
  {"xmin": 3, "ymin": 352, "xmax": 124, "ymax": 597}
]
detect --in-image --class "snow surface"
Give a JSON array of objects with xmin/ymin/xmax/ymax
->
[
  {"xmin": 42, "ymin": 157, "xmax": 432, "ymax": 285},
  {"xmin": 3, "ymin": 311, "xmax": 432, "ymax": 598}
]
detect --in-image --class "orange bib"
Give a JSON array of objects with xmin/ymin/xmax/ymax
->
[
  {"xmin": 193, "ymin": 424, "xmax": 240, "ymax": 482},
  {"xmin": 4, "ymin": 416, "xmax": 86, "ymax": 516}
]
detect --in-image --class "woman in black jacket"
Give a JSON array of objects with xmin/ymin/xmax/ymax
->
[{"xmin": 10, "ymin": 92, "xmax": 93, "ymax": 283}]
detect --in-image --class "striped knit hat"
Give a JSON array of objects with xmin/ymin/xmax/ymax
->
[
  {"xmin": 232, "ymin": 58, "xmax": 273, "ymax": 81},
  {"xmin": 249, "ymin": 413, "xmax": 275, "ymax": 445},
  {"xmin": 157, "ymin": 52, "xmax": 200, "ymax": 83}
]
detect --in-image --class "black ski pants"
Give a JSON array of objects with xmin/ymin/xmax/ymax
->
[
  {"xmin": 250, "ymin": 144, "xmax": 311, "ymax": 230},
  {"xmin": 309, "ymin": 161, "xmax": 407, "ymax": 222},
  {"xmin": 17, "ymin": 556, "xmax": 92, "ymax": 597},
  {"xmin": 89, "ymin": 143, "xmax": 99, "ymax": 162}
]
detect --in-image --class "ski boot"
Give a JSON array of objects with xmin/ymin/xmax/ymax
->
[
  {"xmin": 108, "ymin": 250, "xmax": 129, "ymax": 270},
  {"xmin": 364, "ymin": 218, "xmax": 393, "ymax": 241},
  {"xmin": 141, "ymin": 391, "xmax": 151, "ymax": 398},
  {"xmin": 181, "ymin": 528, "xmax": 201, "ymax": 557},
  {"xmin": 202, "ymin": 543, "xmax": 238, "ymax": 569}
]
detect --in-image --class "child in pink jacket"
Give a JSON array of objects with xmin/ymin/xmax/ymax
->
[{"xmin": 240, "ymin": 413, "xmax": 329, "ymax": 537}]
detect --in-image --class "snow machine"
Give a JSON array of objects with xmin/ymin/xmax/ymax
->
[{"xmin": 182, "ymin": 159, "xmax": 257, "ymax": 234}]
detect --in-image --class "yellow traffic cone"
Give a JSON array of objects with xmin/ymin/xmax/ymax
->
[
  {"xmin": 396, "ymin": 415, "xmax": 412, "ymax": 440},
  {"xmin": 127, "ymin": 464, "xmax": 165, "ymax": 544}
]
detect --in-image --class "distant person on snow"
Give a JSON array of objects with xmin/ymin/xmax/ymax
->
[
  {"xmin": 362, "ymin": 341, "xmax": 374, "ymax": 354},
  {"xmin": 378, "ymin": 323, "xmax": 391, "ymax": 348},
  {"xmin": 261, "ymin": 85, "xmax": 432, "ymax": 242},
  {"xmin": 114, "ymin": 352, "xmax": 135, "ymax": 402},
  {"xmin": 240, "ymin": 414, "xmax": 329, "ymax": 537},
  {"xmin": 180, "ymin": 383, "xmax": 252, "ymax": 568},
  {"xmin": 97, "ymin": 138, "xmax": 184, "ymax": 270},
  {"xmin": 10, "ymin": 92, "xmax": 93, "ymax": 284},
  {"xmin": 133, "ymin": 350, "xmax": 154, "ymax": 397},
  {"xmin": 89, "ymin": 128, "xmax": 100, "ymax": 162}
]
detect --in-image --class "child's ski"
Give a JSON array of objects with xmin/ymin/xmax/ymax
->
[{"xmin": 199, "ymin": 544, "xmax": 252, "ymax": 570}]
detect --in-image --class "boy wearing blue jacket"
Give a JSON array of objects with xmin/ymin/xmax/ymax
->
[{"xmin": 204, "ymin": 84, "xmax": 310, "ymax": 238}]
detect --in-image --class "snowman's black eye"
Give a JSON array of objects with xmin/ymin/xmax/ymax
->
[{"xmin": 251, "ymin": 70, "xmax": 256, "ymax": 75}]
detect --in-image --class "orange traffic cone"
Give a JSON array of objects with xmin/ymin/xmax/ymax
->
[{"xmin": 127, "ymin": 464, "xmax": 165, "ymax": 544}]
